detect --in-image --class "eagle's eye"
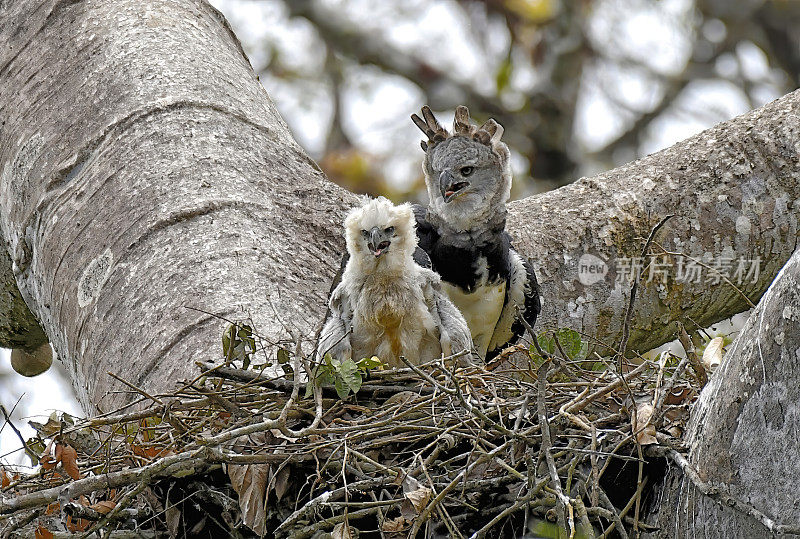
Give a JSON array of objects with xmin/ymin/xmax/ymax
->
[
  {"xmin": 384, "ymin": 226, "xmax": 395, "ymax": 235},
  {"xmin": 460, "ymin": 166, "xmax": 474, "ymax": 177}
]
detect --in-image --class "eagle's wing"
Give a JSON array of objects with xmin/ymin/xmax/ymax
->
[
  {"xmin": 316, "ymin": 252, "xmax": 348, "ymax": 343},
  {"xmin": 411, "ymin": 203, "xmax": 435, "ymax": 269},
  {"xmin": 519, "ymin": 256, "xmax": 542, "ymax": 331},
  {"xmin": 316, "ymin": 282, "xmax": 353, "ymax": 362},
  {"xmin": 487, "ymin": 248, "xmax": 541, "ymax": 359},
  {"xmin": 412, "ymin": 245, "xmax": 432, "ymax": 269}
]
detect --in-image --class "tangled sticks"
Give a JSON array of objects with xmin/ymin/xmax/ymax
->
[{"xmin": 0, "ymin": 335, "xmax": 705, "ymax": 537}]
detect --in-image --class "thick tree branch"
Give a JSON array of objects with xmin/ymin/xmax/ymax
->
[
  {"xmin": 0, "ymin": 0, "xmax": 356, "ymax": 410},
  {"xmin": 509, "ymin": 88, "xmax": 799, "ymax": 353}
]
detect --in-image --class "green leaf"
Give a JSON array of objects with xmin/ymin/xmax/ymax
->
[
  {"xmin": 496, "ymin": 56, "xmax": 513, "ymax": 94},
  {"xmin": 237, "ymin": 325, "xmax": 252, "ymax": 340},
  {"xmin": 536, "ymin": 332, "xmax": 555, "ymax": 355},
  {"xmin": 553, "ymin": 329, "xmax": 585, "ymax": 359},
  {"xmin": 356, "ymin": 356, "xmax": 384, "ymax": 372},
  {"xmin": 339, "ymin": 358, "xmax": 362, "ymax": 395},
  {"xmin": 334, "ymin": 376, "xmax": 351, "ymax": 400},
  {"xmin": 531, "ymin": 329, "xmax": 588, "ymax": 361},
  {"xmin": 27, "ymin": 437, "xmax": 46, "ymax": 466},
  {"xmin": 223, "ymin": 323, "xmax": 257, "ymax": 365},
  {"xmin": 222, "ymin": 324, "xmax": 234, "ymax": 358},
  {"xmin": 528, "ymin": 345, "xmax": 547, "ymax": 369},
  {"xmin": 277, "ymin": 348, "xmax": 290, "ymax": 364},
  {"xmin": 280, "ymin": 362, "xmax": 294, "ymax": 377},
  {"xmin": 316, "ymin": 366, "xmax": 336, "ymax": 388}
]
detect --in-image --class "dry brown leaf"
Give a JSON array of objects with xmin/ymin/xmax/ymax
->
[
  {"xmin": 702, "ymin": 337, "xmax": 724, "ymax": 370},
  {"xmin": 40, "ymin": 453, "xmax": 56, "ymax": 472},
  {"xmin": 401, "ymin": 475, "xmax": 421, "ymax": 494},
  {"xmin": 59, "ymin": 445, "xmax": 81, "ymax": 480},
  {"xmin": 406, "ymin": 485, "xmax": 433, "ymax": 513},
  {"xmin": 382, "ymin": 516, "xmax": 409, "ymax": 532},
  {"xmin": 0, "ymin": 467, "xmax": 10, "ymax": 488},
  {"xmin": 332, "ymin": 521, "xmax": 356, "ymax": 539},
  {"xmin": 664, "ymin": 386, "xmax": 696, "ymax": 405},
  {"xmin": 633, "ymin": 403, "xmax": 657, "ymax": 445},
  {"xmin": 384, "ymin": 391, "xmax": 417, "ymax": 407},
  {"xmin": 667, "ymin": 425, "xmax": 683, "ymax": 438},
  {"xmin": 34, "ymin": 525, "xmax": 54, "ymax": 539},
  {"xmin": 228, "ymin": 462, "xmax": 270, "ymax": 536},
  {"xmin": 44, "ymin": 502, "xmax": 60, "ymax": 515},
  {"xmin": 401, "ymin": 475, "xmax": 432, "ymax": 515},
  {"xmin": 273, "ymin": 465, "xmax": 291, "ymax": 501},
  {"xmin": 165, "ymin": 503, "xmax": 181, "ymax": 539},
  {"xmin": 90, "ymin": 500, "xmax": 117, "ymax": 514},
  {"xmin": 66, "ymin": 514, "xmax": 91, "ymax": 533},
  {"xmin": 131, "ymin": 443, "xmax": 173, "ymax": 459}
]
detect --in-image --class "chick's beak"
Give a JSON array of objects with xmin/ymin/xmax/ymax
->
[{"xmin": 367, "ymin": 227, "xmax": 391, "ymax": 257}]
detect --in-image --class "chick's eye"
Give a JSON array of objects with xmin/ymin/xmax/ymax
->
[
  {"xmin": 460, "ymin": 166, "xmax": 474, "ymax": 177},
  {"xmin": 384, "ymin": 226, "xmax": 395, "ymax": 235},
  {"xmin": 361, "ymin": 230, "xmax": 369, "ymax": 238}
]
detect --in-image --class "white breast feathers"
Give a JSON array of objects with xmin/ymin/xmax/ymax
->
[{"xmin": 442, "ymin": 270, "xmax": 506, "ymax": 358}]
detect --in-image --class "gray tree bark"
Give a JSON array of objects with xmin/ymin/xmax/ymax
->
[
  {"xmin": 0, "ymin": 0, "xmax": 797, "ymax": 420},
  {"xmin": 0, "ymin": 0, "xmax": 355, "ymax": 411},
  {"xmin": 646, "ymin": 247, "xmax": 800, "ymax": 538},
  {"xmin": 509, "ymin": 89, "xmax": 799, "ymax": 354}
]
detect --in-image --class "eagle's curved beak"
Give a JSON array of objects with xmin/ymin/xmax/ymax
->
[
  {"xmin": 367, "ymin": 227, "xmax": 391, "ymax": 257},
  {"xmin": 439, "ymin": 170, "xmax": 469, "ymax": 203}
]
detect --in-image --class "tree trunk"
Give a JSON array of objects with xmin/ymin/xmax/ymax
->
[
  {"xmin": 1, "ymin": 0, "xmax": 798, "ymax": 419},
  {"xmin": 0, "ymin": 0, "xmax": 355, "ymax": 411},
  {"xmin": 646, "ymin": 247, "xmax": 800, "ymax": 538}
]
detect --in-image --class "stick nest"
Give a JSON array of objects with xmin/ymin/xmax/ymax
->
[{"xmin": 1, "ymin": 335, "xmax": 705, "ymax": 538}]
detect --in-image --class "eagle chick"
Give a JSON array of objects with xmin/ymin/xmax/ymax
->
[{"xmin": 318, "ymin": 197, "xmax": 474, "ymax": 368}]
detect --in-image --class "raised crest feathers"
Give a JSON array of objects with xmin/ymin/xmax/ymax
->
[{"xmin": 411, "ymin": 105, "xmax": 505, "ymax": 152}]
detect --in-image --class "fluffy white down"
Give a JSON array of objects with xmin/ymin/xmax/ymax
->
[{"xmin": 319, "ymin": 198, "xmax": 474, "ymax": 367}]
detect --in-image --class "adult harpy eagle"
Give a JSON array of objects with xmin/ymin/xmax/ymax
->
[
  {"xmin": 317, "ymin": 197, "xmax": 475, "ymax": 367},
  {"xmin": 410, "ymin": 106, "xmax": 541, "ymax": 359}
]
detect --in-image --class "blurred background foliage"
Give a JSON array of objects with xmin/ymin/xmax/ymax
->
[{"xmin": 211, "ymin": 0, "xmax": 798, "ymax": 200}]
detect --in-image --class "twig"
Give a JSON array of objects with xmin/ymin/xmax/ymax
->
[
  {"xmin": 0, "ymin": 405, "xmax": 39, "ymax": 464},
  {"xmin": 617, "ymin": 214, "xmax": 674, "ymax": 371},
  {"xmin": 536, "ymin": 361, "xmax": 571, "ymax": 536},
  {"xmin": 676, "ymin": 322, "xmax": 708, "ymax": 387}
]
